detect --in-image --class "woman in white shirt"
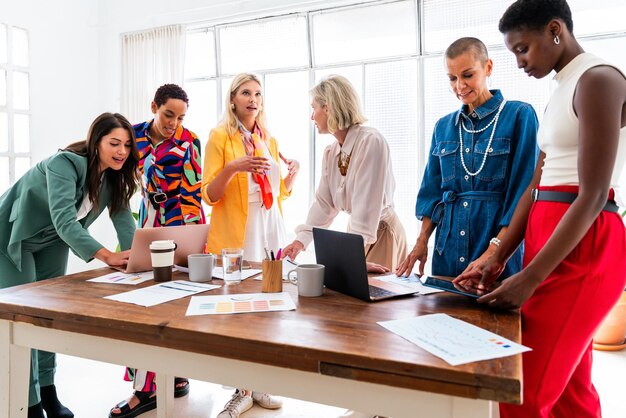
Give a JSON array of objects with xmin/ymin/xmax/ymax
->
[{"xmin": 283, "ymin": 75, "xmax": 407, "ymax": 274}]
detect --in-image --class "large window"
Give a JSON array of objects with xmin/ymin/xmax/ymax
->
[
  {"xmin": 0, "ymin": 24, "xmax": 30, "ymax": 195},
  {"xmin": 184, "ymin": 0, "xmax": 626, "ymax": 242}
]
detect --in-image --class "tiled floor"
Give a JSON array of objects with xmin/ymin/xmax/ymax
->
[{"xmin": 52, "ymin": 348, "xmax": 626, "ymax": 418}]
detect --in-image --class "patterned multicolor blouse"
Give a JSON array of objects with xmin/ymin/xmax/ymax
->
[{"xmin": 134, "ymin": 120, "xmax": 205, "ymax": 227}]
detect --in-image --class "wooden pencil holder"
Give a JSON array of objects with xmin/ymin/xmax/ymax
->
[{"xmin": 262, "ymin": 259, "xmax": 283, "ymax": 293}]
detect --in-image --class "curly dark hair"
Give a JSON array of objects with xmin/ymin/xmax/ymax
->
[
  {"xmin": 64, "ymin": 113, "xmax": 139, "ymax": 214},
  {"xmin": 499, "ymin": 0, "xmax": 573, "ymax": 34},
  {"xmin": 153, "ymin": 83, "xmax": 189, "ymax": 107}
]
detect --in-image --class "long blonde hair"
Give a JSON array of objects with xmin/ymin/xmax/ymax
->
[
  {"xmin": 310, "ymin": 75, "xmax": 367, "ymax": 134},
  {"xmin": 220, "ymin": 73, "xmax": 268, "ymax": 137}
]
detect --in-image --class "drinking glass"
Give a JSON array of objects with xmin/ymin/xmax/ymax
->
[{"xmin": 222, "ymin": 248, "xmax": 244, "ymax": 285}]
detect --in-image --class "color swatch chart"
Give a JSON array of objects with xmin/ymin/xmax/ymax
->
[
  {"xmin": 186, "ymin": 292, "xmax": 296, "ymax": 316},
  {"xmin": 378, "ymin": 313, "xmax": 530, "ymax": 365}
]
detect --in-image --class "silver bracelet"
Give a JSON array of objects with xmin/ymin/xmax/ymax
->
[{"xmin": 489, "ymin": 237, "xmax": 501, "ymax": 247}]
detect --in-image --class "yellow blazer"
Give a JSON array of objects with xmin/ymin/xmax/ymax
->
[{"xmin": 201, "ymin": 126, "xmax": 291, "ymax": 254}]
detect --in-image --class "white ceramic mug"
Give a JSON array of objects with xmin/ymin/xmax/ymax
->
[
  {"xmin": 287, "ymin": 264, "xmax": 325, "ymax": 297},
  {"xmin": 187, "ymin": 253, "xmax": 214, "ymax": 282}
]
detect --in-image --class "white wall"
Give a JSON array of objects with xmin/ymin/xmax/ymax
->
[
  {"xmin": 2, "ymin": 0, "xmax": 102, "ymax": 272},
  {"xmin": 2, "ymin": 0, "xmax": 100, "ymax": 163}
]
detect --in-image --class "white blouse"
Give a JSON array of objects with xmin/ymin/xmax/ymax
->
[{"xmin": 295, "ymin": 124, "xmax": 397, "ymax": 247}]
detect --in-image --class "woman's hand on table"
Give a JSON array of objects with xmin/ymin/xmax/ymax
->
[
  {"xmin": 95, "ymin": 248, "xmax": 131, "ymax": 268},
  {"xmin": 475, "ymin": 269, "xmax": 541, "ymax": 310},
  {"xmin": 366, "ymin": 262, "xmax": 390, "ymax": 274},
  {"xmin": 395, "ymin": 237, "xmax": 428, "ymax": 277}
]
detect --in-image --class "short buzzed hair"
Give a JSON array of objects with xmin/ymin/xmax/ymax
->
[{"xmin": 445, "ymin": 37, "xmax": 489, "ymax": 64}]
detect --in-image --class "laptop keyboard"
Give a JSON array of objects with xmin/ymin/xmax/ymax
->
[{"xmin": 368, "ymin": 285, "xmax": 396, "ymax": 299}]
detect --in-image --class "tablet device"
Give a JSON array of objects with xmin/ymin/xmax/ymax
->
[{"xmin": 422, "ymin": 276, "xmax": 480, "ymax": 299}]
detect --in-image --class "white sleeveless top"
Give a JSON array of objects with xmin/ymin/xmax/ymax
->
[{"xmin": 538, "ymin": 53, "xmax": 626, "ymax": 203}]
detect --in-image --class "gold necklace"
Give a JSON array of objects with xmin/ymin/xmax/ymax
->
[{"xmin": 337, "ymin": 151, "xmax": 351, "ymax": 176}]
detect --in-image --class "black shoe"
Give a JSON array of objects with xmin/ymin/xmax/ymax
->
[
  {"xmin": 40, "ymin": 384, "xmax": 74, "ymax": 418},
  {"xmin": 174, "ymin": 377, "xmax": 190, "ymax": 398},
  {"xmin": 109, "ymin": 391, "xmax": 157, "ymax": 418},
  {"xmin": 27, "ymin": 403, "xmax": 45, "ymax": 418}
]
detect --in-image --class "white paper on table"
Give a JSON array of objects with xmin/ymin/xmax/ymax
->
[
  {"xmin": 87, "ymin": 271, "xmax": 154, "ymax": 285},
  {"xmin": 104, "ymin": 280, "xmax": 220, "ymax": 307},
  {"xmin": 186, "ymin": 292, "xmax": 296, "ymax": 316},
  {"xmin": 376, "ymin": 273, "xmax": 443, "ymax": 295},
  {"xmin": 378, "ymin": 313, "xmax": 530, "ymax": 366},
  {"xmin": 212, "ymin": 268, "xmax": 261, "ymax": 281}
]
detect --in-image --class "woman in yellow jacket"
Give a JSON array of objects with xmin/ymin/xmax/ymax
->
[
  {"xmin": 201, "ymin": 73, "xmax": 298, "ymax": 417},
  {"xmin": 202, "ymin": 73, "xmax": 298, "ymax": 259}
]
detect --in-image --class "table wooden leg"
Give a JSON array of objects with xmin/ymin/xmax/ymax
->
[
  {"xmin": 1, "ymin": 319, "xmax": 30, "ymax": 418},
  {"xmin": 452, "ymin": 397, "xmax": 498, "ymax": 418},
  {"xmin": 156, "ymin": 372, "xmax": 174, "ymax": 418},
  {"xmin": 0, "ymin": 320, "xmax": 9, "ymax": 418}
]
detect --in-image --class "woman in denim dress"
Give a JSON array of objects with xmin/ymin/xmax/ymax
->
[{"xmin": 396, "ymin": 37, "xmax": 538, "ymax": 279}]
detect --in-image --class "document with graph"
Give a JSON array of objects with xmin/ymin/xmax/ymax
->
[{"xmin": 378, "ymin": 313, "xmax": 530, "ymax": 365}]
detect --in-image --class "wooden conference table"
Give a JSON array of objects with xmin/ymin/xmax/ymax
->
[{"xmin": 0, "ymin": 267, "xmax": 521, "ymax": 418}]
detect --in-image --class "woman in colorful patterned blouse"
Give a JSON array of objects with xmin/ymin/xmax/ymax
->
[
  {"xmin": 110, "ymin": 84, "xmax": 204, "ymax": 418},
  {"xmin": 135, "ymin": 83, "xmax": 205, "ymax": 227}
]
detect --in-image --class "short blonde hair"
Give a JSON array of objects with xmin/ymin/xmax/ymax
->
[
  {"xmin": 310, "ymin": 75, "xmax": 367, "ymax": 133},
  {"xmin": 220, "ymin": 73, "xmax": 268, "ymax": 137}
]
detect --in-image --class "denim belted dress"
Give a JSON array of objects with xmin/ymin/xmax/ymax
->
[{"xmin": 416, "ymin": 90, "xmax": 538, "ymax": 278}]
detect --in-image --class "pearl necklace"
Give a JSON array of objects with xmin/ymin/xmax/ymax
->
[{"xmin": 458, "ymin": 99, "xmax": 507, "ymax": 177}]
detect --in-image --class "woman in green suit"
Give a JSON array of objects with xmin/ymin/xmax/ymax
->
[{"xmin": 0, "ymin": 112, "xmax": 140, "ymax": 418}]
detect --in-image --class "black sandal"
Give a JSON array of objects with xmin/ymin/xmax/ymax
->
[
  {"xmin": 174, "ymin": 377, "xmax": 190, "ymax": 398},
  {"xmin": 109, "ymin": 391, "xmax": 156, "ymax": 418}
]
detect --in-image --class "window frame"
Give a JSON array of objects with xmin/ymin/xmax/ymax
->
[{"xmin": 0, "ymin": 23, "xmax": 31, "ymax": 192}]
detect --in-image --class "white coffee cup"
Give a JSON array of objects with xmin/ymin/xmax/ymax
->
[
  {"xmin": 187, "ymin": 253, "xmax": 214, "ymax": 282},
  {"xmin": 288, "ymin": 264, "xmax": 325, "ymax": 297},
  {"xmin": 150, "ymin": 240, "xmax": 177, "ymax": 282}
]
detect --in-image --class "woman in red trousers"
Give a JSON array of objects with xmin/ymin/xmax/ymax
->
[{"xmin": 455, "ymin": 1, "xmax": 626, "ymax": 417}]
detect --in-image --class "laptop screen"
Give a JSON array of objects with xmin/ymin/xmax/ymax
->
[{"xmin": 312, "ymin": 228, "xmax": 371, "ymax": 302}]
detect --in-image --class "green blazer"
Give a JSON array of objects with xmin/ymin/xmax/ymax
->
[{"xmin": 0, "ymin": 151, "xmax": 136, "ymax": 271}]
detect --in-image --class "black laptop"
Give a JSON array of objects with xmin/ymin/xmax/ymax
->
[{"xmin": 312, "ymin": 228, "xmax": 417, "ymax": 302}]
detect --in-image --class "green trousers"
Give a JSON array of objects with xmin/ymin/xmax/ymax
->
[{"xmin": 0, "ymin": 232, "xmax": 69, "ymax": 407}]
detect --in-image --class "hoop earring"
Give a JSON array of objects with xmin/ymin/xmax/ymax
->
[
  {"xmin": 487, "ymin": 76, "xmax": 492, "ymax": 88},
  {"xmin": 448, "ymin": 86, "xmax": 455, "ymax": 95},
  {"xmin": 553, "ymin": 35, "xmax": 560, "ymax": 45}
]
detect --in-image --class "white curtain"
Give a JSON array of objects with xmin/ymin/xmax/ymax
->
[{"xmin": 121, "ymin": 25, "xmax": 186, "ymax": 123}]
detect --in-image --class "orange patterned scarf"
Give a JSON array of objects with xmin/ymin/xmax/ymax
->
[{"xmin": 239, "ymin": 122, "xmax": 273, "ymax": 209}]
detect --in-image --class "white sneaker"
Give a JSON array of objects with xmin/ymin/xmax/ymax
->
[
  {"xmin": 251, "ymin": 391, "xmax": 283, "ymax": 409},
  {"xmin": 217, "ymin": 391, "xmax": 253, "ymax": 418},
  {"xmin": 339, "ymin": 411, "xmax": 380, "ymax": 418}
]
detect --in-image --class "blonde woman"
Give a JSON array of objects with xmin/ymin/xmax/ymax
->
[
  {"xmin": 283, "ymin": 75, "xmax": 407, "ymax": 273},
  {"xmin": 201, "ymin": 73, "xmax": 298, "ymax": 418}
]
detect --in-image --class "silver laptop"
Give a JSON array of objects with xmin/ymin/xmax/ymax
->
[
  {"xmin": 312, "ymin": 228, "xmax": 417, "ymax": 302},
  {"xmin": 123, "ymin": 224, "xmax": 210, "ymax": 273}
]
